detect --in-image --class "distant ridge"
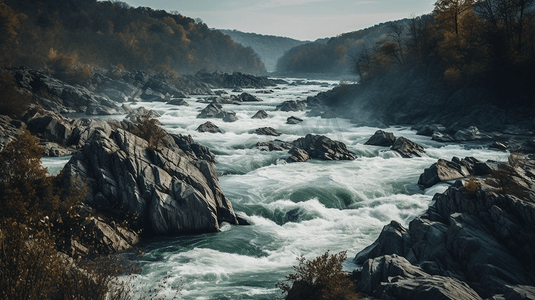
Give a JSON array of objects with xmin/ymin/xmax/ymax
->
[{"xmin": 219, "ymin": 29, "xmax": 309, "ymax": 72}]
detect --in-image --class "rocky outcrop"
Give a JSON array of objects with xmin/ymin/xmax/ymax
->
[
  {"xmin": 276, "ymin": 100, "xmax": 306, "ymax": 112},
  {"xmin": 415, "ymin": 124, "xmax": 447, "ymax": 136},
  {"xmin": 197, "ymin": 121, "xmax": 222, "ymax": 133},
  {"xmin": 291, "ymin": 134, "xmax": 356, "ymax": 161},
  {"xmin": 418, "ymin": 157, "xmax": 493, "ymax": 188},
  {"xmin": 286, "ymin": 147, "xmax": 310, "ymax": 163},
  {"xmin": 391, "ymin": 137, "xmax": 425, "ymax": 158},
  {"xmin": 124, "ymin": 106, "xmax": 161, "ymax": 123},
  {"xmin": 255, "ymin": 127, "xmax": 281, "ymax": 136},
  {"xmin": 62, "ymin": 126, "xmax": 239, "ymax": 235},
  {"xmin": 194, "ymin": 71, "xmax": 279, "ymax": 88},
  {"xmin": 197, "ymin": 103, "xmax": 224, "ymax": 119},
  {"xmin": 252, "ymin": 110, "xmax": 268, "ymax": 119},
  {"xmin": 364, "ymin": 130, "xmax": 396, "ymax": 146},
  {"xmin": 354, "ymin": 157, "xmax": 535, "ymax": 299},
  {"xmin": 287, "ymin": 116, "xmax": 303, "ymax": 124},
  {"xmin": 222, "ymin": 111, "xmax": 238, "ymax": 122},
  {"xmin": 238, "ymin": 92, "xmax": 263, "ymax": 102}
]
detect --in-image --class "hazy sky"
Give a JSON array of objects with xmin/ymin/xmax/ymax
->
[{"xmin": 119, "ymin": 0, "xmax": 436, "ymax": 41}]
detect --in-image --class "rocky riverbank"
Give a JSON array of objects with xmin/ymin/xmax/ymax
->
[{"xmin": 352, "ymin": 154, "xmax": 535, "ymax": 299}]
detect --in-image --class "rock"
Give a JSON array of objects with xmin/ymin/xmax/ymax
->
[
  {"xmin": 354, "ymin": 157, "xmax": 535, "ymax": 299},
  {"xmin": 232, "ymin": 88, "xmax": 243, "ymax": 93},
  {"xmin": 276, "ymin": 100, "xmax": 306, "ymax": 112},
  {"xmin": 197, "ymin": 103, "xmax": 223, "ymax": 119},
  {"xmin": 197, "ymin": 121, "xmax": 222, "ymax": 133},
  {"xmin": 454, "ymin": 126, "xmax": 480, "ymax": 141},
  {"xmin": 42, "ymin": 142, "xmax": 73, "ymax": 157},
  {"xmin": 0, "ymin": 115, "xmax": 22, "ymax": 151},
  {"xmin": 139, "ymin": 88, "xmax": 168, "ymax": 102},
  {"xmin": 167, "ymin": 99, "xmax": 189, "ymax": 106},
  {"xmin": 254, "ymin": 140, "xmax": 293, "ymax": 151},
  {"xmin": 287, "ymin": 116, "xmax": 303, "ymax": 124},
  {"xmin": 286, "ymin": 147, "xmax": 309, "ymax": 163},
  {"xmin": 222, "ymin": 111, "xmax": 238, "ymax": 122},
  {"xmin": 432, "ymin": 131, "xmax": 455, "ymax": 142},
  {"xmin": 292, "ymin": 134, "xmax": 356, "ymax": 161},
  {"xmin": 364, "ymin": 130, "xmax": 396, "ymax": 147},
  {"xmin": 418, "ymin": 157, "xmax": 493, "ymax": 188},
  {"xmin": 251, "ymin": 110, "xmax": 268, "ymax": 119},
  {"xmin": 171, "ymin": 134, "xmax": 217, "ymax": 163},
  {"xmin": 255, "ymin": 127, "xmax": 281, "ymax": 136},
  {"xmin": 125, "ymin": 106, "xmax": 161, "ymax": 123},
  {"xmin": 77, "ymin": 217, "xmax": 137, "ymax": 256},
  {"xmin": 24, "ymin": 108, "xmax": 73, "ymax": 144},
  {"xmin": 62, "ymin": 127, "xmax": 239, "ymax": 235},
  {"xmin": 391, "ymin": 137, "xmax": 425, "ymax": 158},
  {"xmin": 416, "ymin": 124, "xmax": 447, "ymax": 136},
  {"xmin": 239, "ymin": 92, "xmax": 263, "ymax": 102},
  {"xmin": 489, "ymin": 141, "xmax": 508, "ymax": 151},
  {"xmin": 195, "ymin": 71, "xmax": 277, "ymax": 89}
]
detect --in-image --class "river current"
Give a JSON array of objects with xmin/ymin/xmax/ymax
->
[{"xmin": 43, "ymin": 78, "xmax": 509, "ymax": 299}]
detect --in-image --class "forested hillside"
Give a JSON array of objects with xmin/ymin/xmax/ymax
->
[
  {"xmin": 219, "ymin": 29, "xmax": 307, "ymax": 72},
  {"xmin": 276, "ymin": 19, "xmax": 409, "ymax": 75},
  {"xmin": 0, "ymin": 0, "xmax": 266, "ymax": 75}
]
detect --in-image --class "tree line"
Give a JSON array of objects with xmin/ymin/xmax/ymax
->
[
  {"xmin": 0, "ymin": 0, "xmax": 266, "ymax": 76},
  {"xmin": 351, "ymin": 0, "xmax": 535, "ymax": 107}
]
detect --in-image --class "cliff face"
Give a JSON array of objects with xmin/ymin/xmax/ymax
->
[{"xmin": 353, "ymin": 156, "xmax": 535, "ymax": 299}]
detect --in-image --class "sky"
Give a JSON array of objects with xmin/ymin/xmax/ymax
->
[{"xmin": 119, "ymin": 0, "xmax": 436, "ymax": 41}]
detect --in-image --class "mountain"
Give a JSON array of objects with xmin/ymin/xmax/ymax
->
[
  {"xmin": 219, "ymin": 29, "xmax": 308, "ymax": 72},
  {"xmin": 276, "ymin": 19, "xmax": 409, "ymax": 75},
  {"xmin": 0, "ymin": 0, "xmax": 266, "ymax": 75}
]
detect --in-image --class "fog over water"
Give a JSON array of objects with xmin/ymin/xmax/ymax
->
[{"xmin": 43, "ymin": 78, "xmax": 509, "ymax": 299}]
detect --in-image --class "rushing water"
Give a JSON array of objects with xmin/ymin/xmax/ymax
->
[{"xmin": 43, "ymin": 78, "xmax": 510, "ymax": 299}]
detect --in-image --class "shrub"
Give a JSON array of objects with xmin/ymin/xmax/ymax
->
[
  {"xmin": 0, "ymin": 72, "xmax": 32, "ymax": 118},
  {"xmin": 277, "ymin": 251, "xmax": 359, "ymax": 300},
  {"xmin": 130, "ymin": 118, "xmax": 169, "ymax": 151},
  {"xmin": 464, "ymin": 177, "xmax": 479, "ymax": 195}
]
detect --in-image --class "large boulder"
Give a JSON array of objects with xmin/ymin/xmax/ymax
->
[
  {"xmin": 197, "ymin": 103, "xmax": 223, "ymax": 119},
  {"xmin": 197, "ymin": 121, "xmax": 222, "ymax": 133},
  {"xmin": 286, "ymin": 147, "xmax": 310, "ymax": 163},
  {"xmin": 276, "ymin": 100, "xmax": 306, "ymax": 112},
  {"xmin": 238, "ymin": 92, "xmax": 263, "ymax": 102},
  {"xmin": 418, "ymin": 157, "xmax": 493, "ymax": 188},
  {"xmin": 62, "ymin": 127, "xmax": 238, "ymax": 235},
  {"xmin": 416, "ymin": 124, "xmax": 447, "ymax": 136},
  {"xmin": 23, "ymin": 108, "xmax": 73, "ymax": 145},
  {"xmin": 364, "ymin": 130, "xmax": 396, "ymax": 147},
  {"xmin": 292, "ymin": 134, "xmax": 356, "ymax": 161},
  {"xmin": 391, "ymin": 137, "xmax": 425, "ymax": 158},
  {"xmin": 287, "ymin": 116, "xmax": 303, "ymax": 124}
]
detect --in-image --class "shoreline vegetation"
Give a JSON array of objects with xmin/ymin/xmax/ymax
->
[{"xmin": 1, "ymin": 0, "xmax": 535, "ymax": 299}]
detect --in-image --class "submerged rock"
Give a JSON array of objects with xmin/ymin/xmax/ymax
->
[
  {"xmin": 287, "ymin": 116, "xmax": 303, "ymax": 124},
  {"xmin": 364, "ymin": 130, "xmax": 396, "ymax": 147}
]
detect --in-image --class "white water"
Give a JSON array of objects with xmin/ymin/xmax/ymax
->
[{"xmin": 43, "ymin": 79, "xmax": 510, "ymax": 299}]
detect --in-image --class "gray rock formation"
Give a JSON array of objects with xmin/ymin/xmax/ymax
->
[
  {"xmin": 252, "ymin": 110, "xmax": 268, "ymax": 119},
  {"xmin": 418, "ymin": 157, "xmax": 492, "ymax": 188},
  {"xmin": 287, "ymin": 116, "xmax": 303, "ymax": 124},
  {"xmin": 222, "ymin": 111, "xmax": 238, "ymax": 122},
  {"xmin": 364, "ymin": 130, "xmax": 396, "ymax": 147},
  {"xmin": 255, "ymin": 127, "xmax": 281, "ymax": 136},
  {"xmin": 197, "ymin": 103, "xmax": 223, "ymax": 119},
  {"xmin": 292, "ymin": 134, "xmax": 356, "ymax": 161},
  {"xmin": 62, "ymin": 127, "xmax": 239, "ymax": 235},
  {"xmin": 276, "ymin": 100, "xmax": 306, "ymax": 112},
  {"xmin": 239, "ymin": 92, "xmax": 263, "ymax": 102},
  {"xmin": 391, "ymin": 137, "xmax": 425, "ymax": 158},
  {"xmin": 197, "ymin": 121, "xmax": 222, "ymax": 133},
  {"xmin": 415, "ymin": 124, "xmax": 447, "ymax": 136},
  {"xmin": 354, "ymin": 157, "xmax": 535, "ymax": 299},
  {"xmin": 286, "ymin": 147, "xmax": 310, "ymax": 163},
  {"xmin": 167, "ymin": 99, "xmax": 189, "ymax": 106},
  {"xmin": 254, "ymin": 140, "xmax": 293, "ymax": 151}
]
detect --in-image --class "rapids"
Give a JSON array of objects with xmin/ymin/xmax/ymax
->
[{"xmin": 43, "ymin": 78, "xmax": 509, "ymax": 299}]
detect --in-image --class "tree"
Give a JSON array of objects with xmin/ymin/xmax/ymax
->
[{"xmin": 434, "ymin": 0, "xmax": 475, "ymax": 36}]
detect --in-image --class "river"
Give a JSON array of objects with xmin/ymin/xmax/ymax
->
[{"xmin": 43, "ymin": 78, "xmax": 509, "ymax": 299}]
